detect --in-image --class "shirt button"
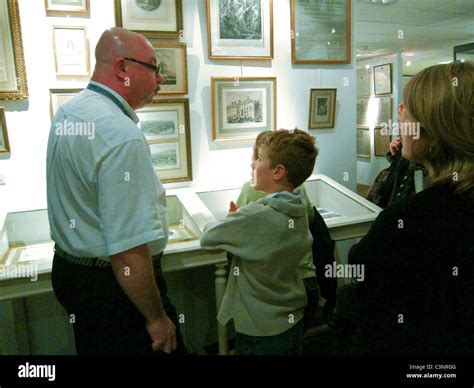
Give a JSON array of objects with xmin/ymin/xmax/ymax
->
[
  {"xmin": 400, "ymin": 184, "xmax": 404, "ymax": 188},
  {"xmin": 403, "ymin": 176, "xmax": 408, "ymax": 180}
]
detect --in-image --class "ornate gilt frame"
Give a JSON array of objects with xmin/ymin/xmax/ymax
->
[{"xmin": 0, "ymin": 108, "xmax": 10, "ymax": 153}]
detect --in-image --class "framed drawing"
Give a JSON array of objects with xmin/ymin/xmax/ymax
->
[
  {"xmin": 0, "ymin": 0, "xmax": 28, "ymax": 100},
  {"xmin": 374, "ymin": 96, "xmax": 392, "ymax": 127},
  {"xmin": 152, "ymin": 42, "xmax": 188, "ymax": 96},
  {"xmin": 290, "ymin": 0, "xmax": 351, "ymax": 64},
  {"xmin": 308, "ymin": 88, "xmax": 336, "ymax": 129},
  {"xmin": 374, "ymin": 63, "xmax": 392, "ymax": 95},
  {"xmin": 374, "ymin": 126, "xmax": 391, "ymax": 157},
  {"xmin": 357, "ymin": 68, "xmax": 370, "ymax": 97},
  {"xmin": 211, "ymin": 77, "xmax": 276, "ymax": 141},
  {"xmin": 136, "ymin": 98, "xmax": 192, "ymax": 183},
  {"xmin": 45, "ymin": 0, "xmax": 89, "ymax": 14},
  {"xmin": 357, "ymin": 127, "xmax": 370, "ymax": 159},
  {"xmin": 53, "ymin": 26, "xmax": 90, "ymax": 77},
  {"xmin": 357, "ymin": 98, "xmax": 369, "ymax": 127},
  {"xmin": 0, "ymin": 108, "xmax": 10, "ymax": 153},
  {"xmin": 49, "ymin": 89, "xmax": 83, "ymax": 118},
  {"xmin": 115, "ymin": 0, "xmax": 183, "ymax": 39},
  {"xmin": 206, "ymin": 0, "xmax": 273, "ymax": 60}
]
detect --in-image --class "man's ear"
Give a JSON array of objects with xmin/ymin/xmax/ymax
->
[
  {"xmin": 113, "ymin": 58, "xmax": 128, "ymax": 81},
  {"xmin": 273, "ymin": 164, "xmax": 287, "ymax": 181}
]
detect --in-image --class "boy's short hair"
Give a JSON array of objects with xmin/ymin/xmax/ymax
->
[{"xmin": 254, "ymin": 129, "xmax": 318, "ymax": 188}]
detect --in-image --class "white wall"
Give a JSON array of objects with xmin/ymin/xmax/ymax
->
[
  {"xmin": 0, "ymin": 0, "xmax": 357, "ymax": 218},
  {"xmin": 356, "ymin": 52, "xmax": 403, "ymax": 186}
]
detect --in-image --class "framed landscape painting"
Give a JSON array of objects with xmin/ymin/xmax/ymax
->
[
  {"xmin": 207, "ymin": 0, "xmax": 273, "ymax": 60},
  {"xmin": 308, "ymin": 88, "xmax": 336, "ymax": 129},
  {"xmin": 115, "ymin": 0, "xmax": 183, "ymax": 39},
  {"xmin": 45, "ymin": 0, "xmax": 89, "ymax": 14},
  {"xmin": 152, "ymin": 41, "xmax": 188, "ymax": 96},
  {"xmin": 211, "ymin": 77, "xmax": 276, "ymax": 141},
  {"xmin": 136, "ymin": 98, "xmax": 192, "ymax": 183},
  {"xmin": 0, "ymin": 0, "xmax": 28, "ymax": 99}
]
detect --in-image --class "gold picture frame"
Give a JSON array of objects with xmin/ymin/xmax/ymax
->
[
  {"xmin": 152, "ymin": 41, "xmax": 188, "ymax": 96},
  {"xmin": 211, "ymin": 76, "xmax": 277, "ymax": 142},
  {"xmin": 0, "ymin": 0, "xmax": 28, "ymax": 100},
  {"xmin": 53, "ymin": 26, "xmax": 90, "ymax": 78},
  {"xmin": 0, "ymin": 108, "xmax": 10, "ymax": 153},
  {"xmin": 115, "ymin": 0, "xmax": 183, "ymax": 39},
  {"xmin": 206, "ymin": 0, "xmax": 274, "ymax": 60},
  {"xmin": 45, "ymin": 0, "xmax": 89, "ymax": 14},
  {"xmin": 290, "ymin": 0, "xmax": 351, "ymax": 64},
  {"xmin": 357, "ymin": 127, "xmax": 370, "ymax": 159},
  {"xmin": 49, "ymin": 88, "xmax": 83, "ymax": 118},
  {"xmin": 308, "ymin": 88, "xmax": 337, "ymax": 129},
  {"xmin": 136, "ymin": 98, "xmax": 192, "ymax": 183},
  {"xmin": 374, "ymin": 63, "xmax": 392, "ymax": 95}
]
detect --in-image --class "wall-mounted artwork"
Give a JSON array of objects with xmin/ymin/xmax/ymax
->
[
  {"xmin": 153, "ymin": 41, "xmax": 188, "ymax": 96},
  {"xmin": 357, "ymin": 67, "xmax": 370, "ymax": 97},
  {"xmin": 211, "ymin": 77, "xmax": 276, "ymax": 141},
  {"xmin": 206, "ymin": 0, "xmax": 273, "ymax": 60},
  {"xmin": 357, "ymin": 127, "xmax": 370, "ymax": 159},
  {"xmin": 115, "ymin": 0, "xmax": 183, "ymax": 39},
  {"xmin": 291, "ymin": 0, "xmax": 351, "ymax": 64},
  {"xmin": 374, "ymin": 96, "xmax": 392, "ymax": 127},
  {"xmin": 45, "ymin": 0, "xmax": 89, "ymax": 14},
  {"xmin": 374, "ymin": 127, "xmax": 391, "ymax": 157},
  {"xmin": 136, "ymin": 98, "xmax": 192, "ymax": 183},
  {"xmin": 0, "ymin": 108, "xmax": 10, "ymax": 153},
  {"xmin": 49, "ymin": 89, "xmax": 83, "ymax": 118},
  {"xmin": 53, "ymin": 26, "xmax": 90, "ymax": 77},
  {"xmin": 357, "ymin": 98, "xmax": 369, "ymax": 127},
  {"xmin": 0, "ymin": 0, "xmax": 28, "ymax": 100},
  {"xmin": 374, "ymin": 63, "xmax": 392, "ymax": 95},
  {"xmin": 308, "ymin": 88, "xmax": 337, "ymax": 129}
]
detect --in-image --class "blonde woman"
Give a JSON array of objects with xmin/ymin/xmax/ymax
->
[{"xmin": 344, "ymin": 61, "xmax": 474, "ymax": 354}]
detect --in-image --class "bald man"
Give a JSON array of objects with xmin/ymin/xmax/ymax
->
[{"xmin": 46, "ymin": 28, "xmax": 187, "ymax": 355}]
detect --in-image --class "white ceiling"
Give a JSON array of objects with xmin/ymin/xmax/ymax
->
[{"xmin": 356, "ymin": 0, "xmax": 474, "ymax": 74}]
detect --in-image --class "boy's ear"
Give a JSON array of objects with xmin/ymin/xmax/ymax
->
[{"xmin": 273, "ymin": 164, "xmax": 287, "ymax": 181}]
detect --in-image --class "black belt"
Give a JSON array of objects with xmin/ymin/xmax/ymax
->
[{"xmin": 54, "ymin": 245, "xmax": 111, "ymax": 267}]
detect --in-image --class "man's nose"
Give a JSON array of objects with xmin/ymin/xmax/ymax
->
[{"xmin": 156, "ymin": 72, "xmax": 165, "ymax": 84}]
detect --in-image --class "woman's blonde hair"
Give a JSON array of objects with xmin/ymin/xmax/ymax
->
[{"xmin": 403, "ymin": 60, "xmax": 474, "ymax": 194}]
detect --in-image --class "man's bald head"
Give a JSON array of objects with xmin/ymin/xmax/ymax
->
[{"xmin": 95, "ymin": 27, "xmax": 153, "ymax": 63}]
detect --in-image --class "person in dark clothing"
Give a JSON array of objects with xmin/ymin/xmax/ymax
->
[{"xmin": 338, "ymin": 60, "xmax": 474, "ymax": 354}]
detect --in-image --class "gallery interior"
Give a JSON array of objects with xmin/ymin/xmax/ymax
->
[{"xmin": 0, "ymin": 0, "xmax": 473, "ymax": 356}]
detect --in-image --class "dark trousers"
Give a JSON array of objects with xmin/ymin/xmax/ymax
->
[{"xmin": 51, "ymin": 253, "xmax": 187, "ymax": 355}]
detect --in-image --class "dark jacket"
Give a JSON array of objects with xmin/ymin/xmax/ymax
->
[{"xmin": 346, "ymin": 183, "xmax": 474, "ymax": 354}]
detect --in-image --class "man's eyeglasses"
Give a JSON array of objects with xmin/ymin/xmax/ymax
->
[{"xmin": 124, "ymin": 57, "xmax": 161, "ymax": 76}]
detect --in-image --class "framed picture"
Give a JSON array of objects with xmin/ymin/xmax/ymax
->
[
  {"xmin": 357, "ymin": 67, "xmax": 370, "ymax": 97},
  {"xmin": 374, "ymin": 96, "xmax": 392, "ymax": 127},
  {"xmin": 136, "ymin": 98, "xmax": 192, "ymax": 183},
  {"xmin": 53, "ymin": 26, "xmax": 90, "ymax": 77},
  {"xmin": 290, "ymin": 0, "xmax": 351, "ymax": 64},
  {"xmin": 45, "ymin": 0, "xmax": 89, "ymax": 14},
  {"xmin": 206, "ymin": 0, "xmax": 273, "ymax": 60},
  {"xmin": 211, "ymin": 77, "xmax": 276, "ymax": 141},
  {"xmin": 49, "ymin": 89, "xmax": 83, "ymax": 118},
  {"xmin": 357, "ymin": 98, "xmax": 369, "ymax": 127},
  {"xmin": 308, "ymin": 88, "xmax": 336, "ymax": 129},
  {"xmin": 115, "ymin": 0, "xmax": 183, "ymax": 39},
  {"xmin": 374, "ymin": 127, "xmax": 391, "ymax": 157},
  {"xmin": 152, "ymin": 42, "xmax": 188, "ymax": 96},
  {"xmin": 357, "ymin": 127, "xmax": 370, "ymax": 159},
  {"xmin": 0, "ymin": 0, "xmax": 28, "ymax": 100},
  {"xmin": 374, "ymin": 63, "xmax": 392, "ymax": 95},
  {"xmin": 0, "ymin": 108, "xmax": 10, "ymax": 153}
]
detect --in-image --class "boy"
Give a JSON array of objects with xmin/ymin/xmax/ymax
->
[{"xmin": 200, "ymin": 129, "xmax": 318, "ymax": 355}]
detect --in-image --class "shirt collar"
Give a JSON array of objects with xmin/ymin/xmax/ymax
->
[
  {"xmin": 265, "ymin": 190, "xmax": 303, "ymax": 201},
  {"xmin": 89, "ymin": 81, "xmax": 139, "ymax": 124}
]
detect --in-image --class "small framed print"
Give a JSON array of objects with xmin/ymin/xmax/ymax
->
[
  {"xmin": 49, "ymin": 89, "xmax": 83, "ymax": 118},
  {"xmin": 357, "ymin": 68, "xmax": 370, "ymax": 97},
  {"xmin": 374, "ymin": 96, "xmax": 392, "ymax": 127},
  {"xmin": 153, "ymin": 42, "xmax": 188, "ymax": 96},
  {"xmin": 45, "ymin": 0, "xmax": 89, "ymax": 14},
  {"xmin": 53, "ymin": 26, "xmax": 90, "ymax": 77},
  {"xmin": 115, "ymin": 0, "xmax": 183, "ymax": 39},
  {"xmin": 211, "ymin": 77, "xmax": 276, "ymax": 141},
  {"xmin": 357, "ymin": 127, "xmax": 370, "ymax": 159},
  {"xmin": 374, "ymin": 127, "xmax": 391, "ymax": 157},
  {"xmin": 206, "ymin": 0, "xmax": 273, "ymax": 60},
  {"xmin": 0, "ymin": 0, "xmax": 28, "ymax": 100},
  {"xmin": 0, "ymin": 108, "xmax": 10, "ymax": 153},
  {"xmin": 137, "ymin": 98, "xmax": 192, "ymax": 183},
  {"xmin": 357, "ymin": 98, "xmax": 369, "ymax": 127},
  {"xmin": 291, "ymin": 0, "xmax": 351, "ymax": 64},
  {"xmin": 374, "ymin": 63, "xmax": 392, "ymax": 95},
  {"xmin": 308, "ymin": 88, "xmax": 336, "ymax": 129}
]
